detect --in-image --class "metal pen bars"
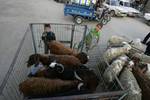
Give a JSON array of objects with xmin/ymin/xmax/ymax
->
[{"xmin": 0, "ymin": 23, "xmax": 126, "ymax": 100}]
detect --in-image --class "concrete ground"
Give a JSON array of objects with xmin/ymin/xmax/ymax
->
[{"xmin": 0, "ymin": 0, "xmax": 150, "ymax": 87}]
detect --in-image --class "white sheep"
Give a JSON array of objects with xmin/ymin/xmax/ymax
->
[
  {"xmin": 104, "ymin": 42, "xmax": 132, "ymax": 63},
  {"xmin": 103, "ymin": 55, "xmax": 129, "ymax": 83}
]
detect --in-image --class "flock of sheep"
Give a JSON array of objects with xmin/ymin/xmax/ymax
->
[
  {"xmin": 18, "ymin": 34, "xmax": 150, "ymax": 99},
  {"xmin": 19, "ymin": 40, "xmax": 99, "ymax": 98},
  {"xmin": 103, "ymin": 35, "xmax": 150, "ymax": 100}
]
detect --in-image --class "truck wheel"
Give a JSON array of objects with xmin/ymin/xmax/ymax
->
[
  {"xmin": 74, "ymin": 16, "xmax": 83, "ymax": 24},
  {"xmin": 104, "ymin": 14, "xmax": 111, "ymax": 22},
  {"xmin": 101, "ymin": 19, "xmax": 108, "ymax": 25},
  {"xmin": 110, "ymin": 10, "xmax": 115, "ymax": 17}
]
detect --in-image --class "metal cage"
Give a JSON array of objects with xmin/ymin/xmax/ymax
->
[{"xmin": 0, "ymin": 23, "xmax": 127, "ymax": 100}]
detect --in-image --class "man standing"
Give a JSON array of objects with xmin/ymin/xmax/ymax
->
[{"xmin": 142, "ymin": 32, "xmax": 150, "ymax": 56}]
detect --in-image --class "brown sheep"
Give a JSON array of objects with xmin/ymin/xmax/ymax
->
[
  {"xmin": 75, "ymin": 68, "xmax": 99, "ymax": 92},
  {"xmin": 132, "ymin": 66, "xmax": 150, "ymax": 100},
  {"xmin": 47, "ymin": 40, "xmax": 89, "ymax": 64},
  {"xmin": 19, "ymin": 78, "xmax": 84, "ymax": 98},
  {"xmin": 28, "ymin": 62, "xmax": 99, "ymax": 92},
  {"xmin": 27, "ymin": 54, "xmax": 85, "ymax": 70}
]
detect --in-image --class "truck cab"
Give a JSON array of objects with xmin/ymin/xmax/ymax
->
[
  {"xmin": 103, "ymin": 0, "xmax": 128, "ymax": 16},
  {"xmin": 118, "ymin": 0, "xmax": 140, "ymax": 16},
  {"xmin": 103, "ymin": 0, "xmax": 140, "ymax": 17}
]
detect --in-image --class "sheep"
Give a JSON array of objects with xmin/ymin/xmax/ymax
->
[
  {"xmin": 47, "ymin": 40, "xmax": 89, "ymax": 64},
  {"xmin": 75, "ymin": 68, "xmax": 99, "ymax": 92},
  {"xmin": 28, "ymin": 62, "xmax": 87, "ymax": 81},
  {"xmin": 130, "ymin": 53, "xmax": 150, "ymax": 64},
  {"xmin": 130, "ymin": 39, "xmax": 146, "ymax": 53},
  {"xmin": 108, "ymin": 35, "xmax": 129, "ymax": 47},
  {"xmin": 119, "ymin": 68, "xmax": 142, "ymax": 100},
  {"xmin": 19, "ymin": 78, "xmax": 84, "ymax": 98},
  {"xmin": 28, "ymin": 62, "xmax": 99, "ymax": 92},
  {"xmin": 132, "ymin": 66, "xmax": 150, "ymax": 100},
  {"xmin": 104, "ymin": 42, "xmax": 132, "ymax": 63},
  {"xmin": 27, "ymin": 53, "xmax": 86, "ymax": 70},
  {"xmin": 108, "ymin": 36, "xmax": 146, "ymax": 53},
  {"xmin": 103, "ymin": 55, "xmax": 129, "ymax": 83}
]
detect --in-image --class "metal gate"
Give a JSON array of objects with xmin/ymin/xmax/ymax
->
[{"xmin": 0, "ymin": 23, "xmax": 127, "ymax": 100}]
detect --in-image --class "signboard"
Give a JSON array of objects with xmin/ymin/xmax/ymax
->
[{"xmin": 71, "ymin": 0, "xmax": 96, "ymax": 6}]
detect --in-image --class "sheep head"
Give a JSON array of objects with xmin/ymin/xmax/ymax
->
[
  {"xmin": 49, "ymin": 62, "xmax": 64, "ymax": 73},
  {"xmin": 75, "ymin": 52, "xmax": 89, "ymax": 64},
  {"xmin": 27, "ymin": 54, "xmax": 40, "ymax": 67}
]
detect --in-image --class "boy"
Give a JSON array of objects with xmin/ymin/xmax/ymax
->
[
  {"xmin": 41, "ymin": 24, "xmax": 56, "ymax": 54},
  {"xmin": 78, "ymin": 23, "xmax": 103, "ymax": 52}
]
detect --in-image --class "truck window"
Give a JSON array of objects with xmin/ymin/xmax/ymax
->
[
  {"xmin": 111, "ymin": 0, "xmax": 119, "ymax": 6},
  {"xmin": 119, "ymin": 1, "xmax": 123, "ymax": 6}
]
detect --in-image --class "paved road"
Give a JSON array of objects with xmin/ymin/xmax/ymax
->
[{"xmin": 0, "ymin": 0, "xmax": 149, "ymax": 87}]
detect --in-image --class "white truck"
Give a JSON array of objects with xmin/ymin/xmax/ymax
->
[{"xmin": 103, "ymin": 0, "xmax": 140, "ymax": 17}]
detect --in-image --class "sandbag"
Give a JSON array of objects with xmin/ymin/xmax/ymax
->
[
  {"xmin": 120, "ymin": 68, "xmax": 142, "ymax": 100},
  {"xmin": 103, "ymin": 55, "xmax": 128, "ymax": 83},
  {"xmin": 104, "ymin": 42, "xmax": 132, "ymax": 63}
]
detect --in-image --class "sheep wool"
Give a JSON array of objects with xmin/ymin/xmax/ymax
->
[
  {"xmin": 120, "ymin": 68, "xmax": 142, "ymax": 100},
  {"xmin": 104, "ymin": 42, "xmax": 132, "ymax": 63},
  {"xmin": 145, "ymin": 64, "xmax": 150, "ymax": 79},
  {"xmin": 19, "ymin": 78, "xmax": 81, "ymax": 97},
  {"xmin": 103, "ymin": 55, "xmax": 128, "ymax": 83},
  {"xmin": 132, "ymin": 67, "xmax": 150, "ymax": 100},
  {"xmin": 130, "ymin": 38, "xmax": 146, "ymax": 53},
  {"xmin": 132, "ymin": 53, "xmax": 150, "ymax": 64},
  {"xmin": 108, "ymin": 35, "xmax": 129, "ymax": 47}
]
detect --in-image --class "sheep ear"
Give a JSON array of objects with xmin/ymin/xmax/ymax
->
[
  {"xmin": 77, "ymin": 83, "xmax": 84, "ymax": 90},
  {"xmin": 87, "ymin": 56, "xmax": 90, "ymax": 60}
]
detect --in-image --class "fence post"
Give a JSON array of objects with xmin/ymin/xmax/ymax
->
[
  {"xmin": 70, "ymin": 25, "xmax": 75, "ymax": 48},
  {"xmin": 30, "ymin": 24, "xmax": 37, "ymax": 54},
  {"xmin": 80, "ymin": 25, "xmax": 87, "ymax": 52}
]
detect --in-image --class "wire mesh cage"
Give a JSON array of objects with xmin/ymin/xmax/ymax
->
[{"xmin": 0, "ymin": 23, "xmax": 127, "ymax": 100}]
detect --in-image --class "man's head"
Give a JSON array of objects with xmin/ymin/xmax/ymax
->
[
  {"xmin": 44, "ymin": 24, "xmax": 51, "ymax": 32},
  {"xmin": 95, "ymin": 23, "xmax": 103, "ymax": 32}
]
